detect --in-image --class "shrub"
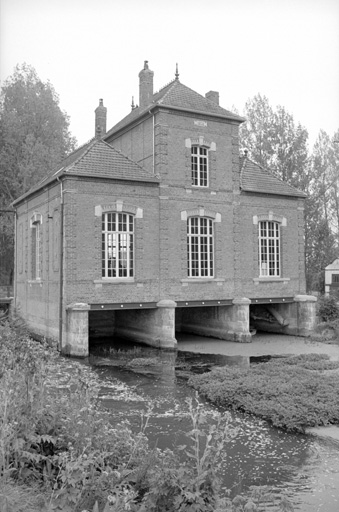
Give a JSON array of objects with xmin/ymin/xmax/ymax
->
[
  {"xmin": 0, "ymin": 321, "xmax": 149, "ymax": 511},
  {"xmin": 189, "ymin": 354, "xmax": 339, "ymax": 432},
  {"xmin": 317, "ymin": 295, "xmax": 339, "ymax": 322}
]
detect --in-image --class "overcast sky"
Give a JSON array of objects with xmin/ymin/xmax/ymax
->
[{"xmin": 1, "ymin": 0, "xmax": 338, "ymax": 148}]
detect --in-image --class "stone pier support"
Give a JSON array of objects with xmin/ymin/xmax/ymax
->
[
  {"xmin": 251, "ymin": 295, "xmax": 317, "ymax": 337},
  {"xmin": 178, "ymin": 298, "xmax": 252, "ymax": 343},
  {"xmin": 64, "ymin": 303, "xmax": 90, "ymax": 357},
  {"xmin": 287, "ymin": 295, "xmax": 317, "ymax": 336},
  {"xmin": 229, "ymin": 298, "xmax": 252, "ymax": 342},
  {"xmin": 115, "ymin": 300, "xmax": 177, "ymax": 349}
]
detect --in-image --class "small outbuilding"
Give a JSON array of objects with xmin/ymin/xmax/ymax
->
[{"xmin": 325, "ymin": 259, "xmax": 339, "ymax": 297}]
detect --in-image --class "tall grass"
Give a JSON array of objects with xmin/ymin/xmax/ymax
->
[{"xmin": 0, "ymin": 320, "xmax": 295, "ymax": 511}]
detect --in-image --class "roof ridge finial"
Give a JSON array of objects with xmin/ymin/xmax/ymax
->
[{"xmin": 175, "ymin": 63, "xmax": 179, "ymax": 80}]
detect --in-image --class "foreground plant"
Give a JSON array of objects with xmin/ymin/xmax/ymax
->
[
  {"xmin": 0, "ymin": 321, "xmax": 148, "ymax": 511},
  {"xmin": 1, "ymin": 320, "xmax": 295, "ymax": 511}
]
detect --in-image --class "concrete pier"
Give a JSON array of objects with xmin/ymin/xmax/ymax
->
[
  {"xmin": 176, "ymin": 298, "xmax": 252, "ymax": 343},
  {"xmin": 115, "ymin": 300, "xmax": 177, "ymax": 349},
  {"xmin": 64, "ymin": 303, "xmax": 90, "ymax": 357},
  {"xmin": 60, "ymin": 295, "xmax": 317, "ymax": 357}
]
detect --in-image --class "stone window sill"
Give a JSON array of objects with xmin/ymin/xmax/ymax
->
[
  {"xmin": 253, "ymin": 278, "xmax": 290, "ymax": 283},
  {"xmin": 28, "ymin": 279, "xmax": 43, "ymax": 285},
  {"xmin": 181, "ymin": 278, "xmax": 225, "ymax": 283},
  {"xmin": 94, "ymin": 278, "xmax": 135, "ymax": 284},
  {"xmin": 185, "ymin": 187, "xmax": 217, "ymax": 194}
]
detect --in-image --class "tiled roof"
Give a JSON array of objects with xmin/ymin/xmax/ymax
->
[
  {"xmin": 64, "ymin": 140, "xmax": 159, "ymax": 183},
  {"xmin": 105, "ymin": 79, "xmax": 244, "ymax": 138},
  {"xmin": 13, "ymin": 140, "xmax": 159, "ymax": 205},
  {"xmin": 240, "ymin": 156, "xmax": 306, "ymax": 198}
]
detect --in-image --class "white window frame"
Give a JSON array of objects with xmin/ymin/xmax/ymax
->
[
  {"xmin": 187, "ymin": 217, "xmax": 214, "ymax": 278},
  {"xmin": 102, "ymin": 212, "xmax": 134, "ymax": 278},
  {"xmin": 259, "ymin": 220, "xmax": 280, "ymax": 277},
  {"xmin": 191, "ymin": 145, "xmax": 209, "ymax": 187}
]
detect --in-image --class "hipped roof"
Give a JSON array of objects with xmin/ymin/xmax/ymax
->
[
  {"xmin": 240, "ymin": 156, "xmax": 306, "ymax": 198},
  {"xmin": 105, "ymin": 79, "xmax": 244, "ymax": 138},
  {"xmin": 13, "ymin": 139, "xmax": 159, "ymax": 205}
]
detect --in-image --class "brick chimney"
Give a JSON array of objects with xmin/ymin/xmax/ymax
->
[
  {"xmin": 95, "ymin": 99, "xmax": 107, "ymax": 138},
  {"xmin": 138, "ymin": 61, "xmax": 154, "ymax": 108},
  {"xmin": 205, "ymin": 91, "xmax": 219, "ymax": 105}
]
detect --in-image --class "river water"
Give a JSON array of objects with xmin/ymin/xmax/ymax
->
[{"xmin": 85, "ymin": 334, "xmax": 339, "ymax": 512}]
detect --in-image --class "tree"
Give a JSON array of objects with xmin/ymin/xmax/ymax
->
[
  {"xmin": 304, "ymin": 129, "xmax": 339, "ymax": 291},
  {"xmin": 0, "ymin": 63, "xmax": 76, "ymax": 207},
  {"xmin": 0, "ymin": 64, "xmax": 76, "ymax": 286},
  {"xmin": 239, "ymin": 94, "xmax": 309, "ymax": 190},
  {"xmin": 312, "ymin": 130, "xmax": 339, "ymax": 242}
]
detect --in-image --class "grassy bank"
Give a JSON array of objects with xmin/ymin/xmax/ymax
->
[{"xmin": 189, "ymin": 353, "xmax": 339, "ymax": 433}]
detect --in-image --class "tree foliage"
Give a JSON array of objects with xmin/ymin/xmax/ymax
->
[
  {"xmin": 0, "ymin": 64, "xmax": 76, "ymax": 285},
  {"xmin": 239, "ymin": 94, "xmax": 309, "ymax": 190},
  {"xmin": 0, "ymin": 63, "xmax": 76, "ymax": 206}
]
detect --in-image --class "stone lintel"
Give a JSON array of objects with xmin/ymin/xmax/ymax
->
[
  {"xmin": 232, "ymin": 297, "xmax": 251, "ymax": 306},
  {"xmin": 66, "ymin": 302, "xmax": 90, "ymax": 311},
  {"xmin": 157, "ymin": 299, "xmax": 177, "ymax": 308},
  {"xmin": 293, "ymin": 295, "xmax": 317, "ymax": 303}
]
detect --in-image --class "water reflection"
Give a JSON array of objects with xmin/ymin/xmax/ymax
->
[{"xmin": 89, "ymin": 336, "xmax": 339, "ymax": 511}]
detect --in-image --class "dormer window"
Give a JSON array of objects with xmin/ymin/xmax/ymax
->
[{"xmin": 191, "ymin": 146, "xmax": 208, "ymax": 187}]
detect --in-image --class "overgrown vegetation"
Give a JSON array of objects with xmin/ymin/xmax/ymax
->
[
  {"xmin": 189, "ymin": 353, "xmax": 339, "ymax": 433},
  {"xmin": 317, "ymin": 295, "xmax": 339, "ymax": 322},
  {"xmin": 0, "ymin": 320, "xmax": 295, "ymax": 511}
]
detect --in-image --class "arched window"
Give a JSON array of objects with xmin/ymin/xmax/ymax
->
[
  {"xmin": 258, "ymin": 220, "xmax": 280, "ymax": 277},
  {"xmin": 187, "ymin": 217, "xmax": 214, "ymax": 277},
  {"xmin": 30, "ymin": 213, "xmax": 42, "ymax": 280},
  {"xmin": 102, "ymin": 212, "xmax": 134, "ymax": 278},
  {"xmin": 191, "ymin": 145, "xmax": 208, "ymax": 187}
]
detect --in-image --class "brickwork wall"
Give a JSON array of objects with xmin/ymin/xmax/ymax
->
[
  {"xmin": 108, "ymin": 116, "xmax": 154, "ymax": 173},
  {"xmin": 15, "ymin": 103, "xmax": 307, "ymax": 342},
  {"xmin": 62, "ymin": 177, "xmax": 160, "ymax": 306},
  {"xmin": 15, "ymin": 182, "xmax": 62, "ymax": 341},
  {"xmin": 107, "ymin": 108, "xmax": 305, "ymax": 304},
  {"xmin": 237, "ymin": 193, "xmax": 306, "ymax": 299}
]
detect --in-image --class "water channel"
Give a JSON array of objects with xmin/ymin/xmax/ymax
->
[{"xmin": 81, "ymin": 333, "xmax": 339, "ymax": 511}]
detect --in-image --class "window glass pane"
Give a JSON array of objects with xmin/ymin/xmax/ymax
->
[
  {"xmin": 102, "ymin": 212, "xmax": 134, "ymax": 278},
  {"xmin": 191, "ymin": 146, "xmax": 208, "ymax": 187},
  {"xmin": 259, "ymin": 220, "xmax": 280, "ymax": 277},
  {"xmin": 187, "ymin": 217, "xmax": 214, "ymax": 278}
]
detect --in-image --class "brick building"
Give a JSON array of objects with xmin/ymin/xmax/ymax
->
[{"xmin": 13, "ymin": 62, "xmax": 316, "ymax": 356}]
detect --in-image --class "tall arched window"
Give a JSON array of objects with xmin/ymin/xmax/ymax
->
[
  {"xmin": 30, "ymin": 213, "xmax": 42, "ymax": 280},
  {"xmin": 191, "ymin": 146, "xmax": 208, "ymax": 187},
  {"xmin": 102, "ymin": 212, "xmax": 134, "ymax": 278},
  {"xmin": 187, "ymin": 217, "xmax": 214, "ymax": 277},
  {"xmin": 259, "ymin": 220, "xmax": 280, "ymax": 277}
]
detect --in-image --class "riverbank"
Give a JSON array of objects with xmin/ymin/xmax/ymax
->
[{"xmin": 4, "ymin": 321, "xmax": 284, "ymax": 512}]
